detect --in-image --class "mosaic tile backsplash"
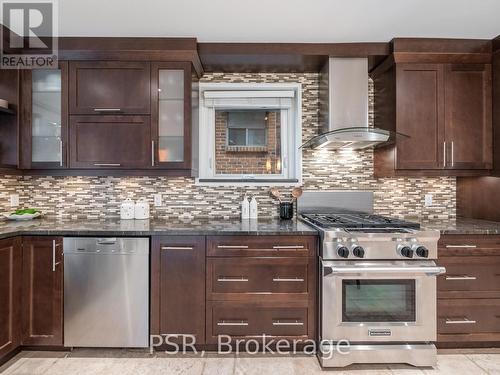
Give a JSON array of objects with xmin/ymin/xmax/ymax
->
[{"xmin": 0, "ymin": 73, "xmax": 456, "ymax": 220}]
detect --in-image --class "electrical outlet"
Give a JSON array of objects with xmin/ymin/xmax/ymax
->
[
  {"xmin": 424, "ymin": 194, "xmax": 433, "ymax": 207},
  {"xmin": 153, "ymin": 194, "xmax": 162, "ymax": 207},
  {"xmin": 9, "ymin": 194, "xmax": 19, "ymax": 207}
]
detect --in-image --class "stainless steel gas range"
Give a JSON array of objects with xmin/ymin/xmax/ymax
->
[{"xmin": 298, "ymin": 192, "xmax": 445, "ymax": 368}]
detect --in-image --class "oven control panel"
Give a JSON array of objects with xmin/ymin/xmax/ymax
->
[{"xmin": 322, "ymin": 230, "xmax": 439, "ymax": 260}]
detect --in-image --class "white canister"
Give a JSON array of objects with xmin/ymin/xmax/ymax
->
[
  {"xmin": 134, "ymin": 198, "xmax": 150, "ymax": 220},
  {"xmin": 120, "ymin": 198, "xmax": 135, "ymax": 220},
  {"xmin": 249, "ymin": 196, "xmax": 258, "ymax": 219}
]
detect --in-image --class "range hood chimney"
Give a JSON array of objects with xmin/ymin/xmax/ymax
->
[{"xmin": 302, "ymin": 57, "xmax": 394, "ymax": 150}]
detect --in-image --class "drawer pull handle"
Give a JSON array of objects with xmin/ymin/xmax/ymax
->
[
  {"xmin": 93, "ymin": 108, "xmax": 122, "ymax": 112},
  {"xmin": 161, "ymin": 246, "xmax": 194, "ymax": 250},
  {"xmin": 273, "ymin": 277, "xmax": 305, "ymax": 282},
  {"xmin": 217, "ymin": 277, "xmax": 249, "ymax": 282},
  {"xmin": 272, "ymin": 245, "xmax": 305, "ymax": 249},
  {"xmin": 445, "ymin": 318, "xmax": 477, "ymax": 324},
  {"xmin": 445, "ymin": 276, "xmax": 477, "ymax": 281},
  {"xmin": 445, "ymin": 245, "xmax": 477, "ymax": 249},
  {"xmin": 272, "ymin": 320, "xmax": 304, "ymax": 326},
  {"xmin": 217, "ymin": 245, "xmax": 249, "ymax": 249},
  {"xmin": 217, "ymin": 321, "xmax": 248, "ymax": 326},
  {"xmin": 93, "ymin": 163, "xmax": 121, "ymax": 167}
]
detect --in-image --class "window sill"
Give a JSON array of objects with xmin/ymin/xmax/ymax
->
[{"xmin": 225, "ymin": 145, "xmax": 268, "ymax": 153}]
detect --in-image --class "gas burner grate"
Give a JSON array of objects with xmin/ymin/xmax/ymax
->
[{"xmin": 301, "ymin": 213, "xmax": 420, "ymax": 230}]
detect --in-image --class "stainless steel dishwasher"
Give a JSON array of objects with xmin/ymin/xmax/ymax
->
[{"xmin": 63, "ymin": 237, "xmax": 149, "ymax": 348}]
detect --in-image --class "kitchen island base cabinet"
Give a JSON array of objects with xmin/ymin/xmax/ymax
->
[
  {"xmin": 0, "ymin": 238, "xmax": 22, "ymax": 360},
  {"xmin": 21, "ymin": 237, "xmax": 63, "ymax": 346},
  {"xmin": 151, "ymin": 236, "xmax": 205, "ymax": 345}
]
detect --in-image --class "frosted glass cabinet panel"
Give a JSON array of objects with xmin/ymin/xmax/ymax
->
[
  {"xmin": 158, "ymin": 69, "xmax": 184, "ymax": 162},
  {"xmin": 31, "ymin": 69, "xmax": 62, "ymax": 164}
]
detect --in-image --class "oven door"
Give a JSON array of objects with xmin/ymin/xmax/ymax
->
[{"xmin": 321, "ymin": 260, "xmax": 445, "ymax": 343}]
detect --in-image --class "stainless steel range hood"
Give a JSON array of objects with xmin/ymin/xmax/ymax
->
[{"xmin": 301, "ymin": 58, "xmax": 402, "ymax": 150}]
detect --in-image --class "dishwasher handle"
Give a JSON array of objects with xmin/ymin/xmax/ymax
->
[{"xmin": 97, "ymin": 238, "xmax": 117, "ymax": 245}]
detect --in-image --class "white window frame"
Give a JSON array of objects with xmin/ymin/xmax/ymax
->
[{"xmin": 197, "ymin": 82, "xmax": 302, "ymax": 186}]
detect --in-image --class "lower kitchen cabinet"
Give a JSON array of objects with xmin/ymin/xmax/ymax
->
[
  {"xmin": 151, "ymin": 236, "xmax": 205, "ymax": 344},
  {"xmin": 437, "ymin": 235, "xmax": 500, "ymax": 347},
  {"xmin": 205, "ymin": 235, "xmax": 317, "ymax": 345},
  {"xmin": 21, "ymin": 237, "xmax": 64, "ymax": 346},
  {"xmin": 0, "ymin": 237, "xmax": 22, "ymax": 359}
]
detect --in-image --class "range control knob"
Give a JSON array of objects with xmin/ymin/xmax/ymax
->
[
  {"xmin": 415, "ymin": 246, "xmax": 429, "ymax": 258},
  {"xmin": 337, "ymin": 246, "xmax": 349, "ymax": 258},
  {"xmin": 399, "ymin": 246, "xmax": 414, "ymax": 258},
  {"xmin": 352, "ymin": 246, "xmax": 365, "ymax": 258}
]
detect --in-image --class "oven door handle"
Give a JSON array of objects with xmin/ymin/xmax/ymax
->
[{"xmin": 324, "ymin": 266, "xmax": 446, "ymax": 277}]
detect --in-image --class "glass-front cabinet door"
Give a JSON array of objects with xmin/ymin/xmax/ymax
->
[
  {"xmin": 151, "ymin": 62, "xmax": 191, "ymax": 170},
  {"xmin": 21, "ymin": 62, "xmax": 68, "ymax": 169}
]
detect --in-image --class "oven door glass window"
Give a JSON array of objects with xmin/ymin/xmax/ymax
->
[{"xmin": 342, "ymin": 280, "xmax": 416, "ymax": 322}]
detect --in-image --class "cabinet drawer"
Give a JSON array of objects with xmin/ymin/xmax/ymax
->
[
  {"xmin": 69, "ymin": 61, "xmax": 150, "ymax": 115},
  {"xmin": 207, "ymin": 302, "xmax": 308, "ymax": 343},
  {"xmin": 69, "ymin": 115, "xmax": 151, "ymax": 169},
  {"xmin": 438, "ymin": 255, "xmax": 500, "ymax": 293},
  {"xmin": 439, "ymin": 235, "xmax": 500, "ymax": 255},
  {"xmin": 438, "ymin": 299, "xmax": 500, "ymax": 335},
  {"xmin": 207, "ymin": 236, "xmax": 316, "ymax": 257},
  {"xmin": 207, "ymin": 258, "xmax": 309, "ymax": 297}
]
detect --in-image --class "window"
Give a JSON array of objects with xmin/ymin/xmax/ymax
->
[
  {"xmin": 226, "ymin": 111, "xmax": 268, "ymax": 147},
  {"xmin": 197, "ymin": 83, "xmax": 302, "ymax": 184}
]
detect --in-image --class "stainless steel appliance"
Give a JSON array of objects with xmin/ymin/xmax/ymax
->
[
  {"xmin": 63, "ymin": 237, "xmax": 149, "ymax": 348},
  {"xmin": 298, "ymin": 191, "xmax": 445, "ymax": 368}
]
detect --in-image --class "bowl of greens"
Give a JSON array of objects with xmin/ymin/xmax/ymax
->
[{"xmin": 5, "ymin": 208, "xmax": 42, "ymax": 221}]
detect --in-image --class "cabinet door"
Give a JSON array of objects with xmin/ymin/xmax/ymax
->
[
  {"xmin": 395, "ymin": 64, "xmax": 445, "ymax": 169},
  {"xmin": 22, "ymin": 237, "xmax": 63, "ymax": 346},
  {"xmin": 69, "ymin": 61, "xmax": 150, "ymax": 115},
  {"xmin": 151, "ymin": 62, "xmax": 191, "ymax": 170},
  {"xmin": 20, "ymin": 61, "xmax": 68, "ymax": 169},
  {"xmin": 444, "ymin": 64, "xmax": 492, "ymax": 169},
  {"xmin": 0, "ymin": 238, "xmax": 22, "ymax": 359},
  {"xmin": 151, "ymin": 236, "xmax": 205, "ymax": 344},
  {"xmin": 69, "ymin": 115, "xmax": 152, "ymax": 169}
]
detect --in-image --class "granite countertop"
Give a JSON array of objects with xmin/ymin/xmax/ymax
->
[
  {"xmin": 0, "ymin": 217, "xmax": 318, "ymax": 240},
  {"xmin": 420, "ymin": 217, "xmax": 500, "ymax": 235}
]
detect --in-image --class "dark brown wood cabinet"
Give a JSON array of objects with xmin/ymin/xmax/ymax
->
[
  {"xmin": 19, "ymin": 62, "xmax": 69, "ymax": 170},
  {"xmin": 0, "ymin": 237, "xmax": 22, "ymax": 359},
  {"xmin": 437, "ymin": 235, "xmax": 500, "ymax": 347},
  {"xmin": 205, "ymin": 235, "xmax": 317, "ymax": 345},
  {"xmin": 21, "ymin": 237, "xmax": 63, "ymax": 346},
  {"xmin": 69, "ymin": 115, "xmax": 152, "ymax": 169},
  {"xmin": 151, "ymin": 236, "xmax": 205, "ymax": 344},
  {"xmin": 69, "ymin": 61, "xmax": 151, "ymax": 115},
  {"xmin": 372, "ymin": 59, "xmax": 493, "ymax": 176}
]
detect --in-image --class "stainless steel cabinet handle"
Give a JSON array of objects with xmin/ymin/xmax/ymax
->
[
  {"xmin": 151, "ymin": 140, "xmax": 155, "ymax": 166},
  {"xmin": 443, "ymin": 141, "xmax": 447, "ymax": 167},
  {"xmin": 93, "ymin": 163, "xmax": 121, "ymax": 167},
  {"xmin": 217, "ymin": 321, "xmax": 248, "ymax": 326},
  {"xmin": 217, "ymin": 245, "xmax": 249, "ymax": 249},
  {"xmin": 273, "ymin": 277, "xmax": 304, "ymax": 282},
  {"xmin": 272, "ymin": 245, "xmax": 304, "ymax": 249},
  {"xmin": 451, "ymin": 141, "xmax": 455, "ymax": 166},
  {"xmin": 445, "ymin": 245, "xmax": 477, "ymax": 249},
  {"xmin": 93, "ymin": 108, "xmax": 122, "ymax": 112},
  {"xmin": 161, "ymin": 246, "xmax": 194, "ymax": 250},
  {"xmin": 52, "ymin": 240, "xmax": 56, "ymax": 272},
  {"xmin": 272, "ymin": 321, "xmax": 304, "ymax": 326},
  {"xmin": 445, "ymin": 276, "xmax": 477, "ymax": 281},
  {"xmin": 217, "ymin": 277, "xmax": 249, "ymax": 282},
  {"xmin": 59, "ymin": 138, "xmax": 63, "ymax": 167},
  {"xmin": 445, "ymin": 318, "xmax": 476, "ymax": 324}
]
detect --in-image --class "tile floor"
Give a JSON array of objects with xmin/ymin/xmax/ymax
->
[{"xmin": 0, "ymin": 350, "xmax": 499, "ymax": 375}]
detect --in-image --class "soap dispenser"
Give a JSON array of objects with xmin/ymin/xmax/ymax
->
[
  {"xmin": 249, "ymin": 196, "xmax": 258, "ymax": 219},
  {"xmin": 241, "ymin": 195, "xmax": 250, "ymax": 220}
]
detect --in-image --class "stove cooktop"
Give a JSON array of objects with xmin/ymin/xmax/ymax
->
[{"xmin": 301, "ymin": 213, "xmax": 420, "ymax": 230}]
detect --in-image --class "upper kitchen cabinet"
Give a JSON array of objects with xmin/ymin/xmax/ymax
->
[
  {"xmin": 151, "ymin": 62, "xmax": 192, "ymax": 170},
  {"xmin": 371, "ymin": 39, "xmax": 493, "ymax": 177},
  {"xmin": 20, "ymin": 62, "xmax": 68, "ymax": 169},
  {"xmin": 69, "ymin": 61, "xmax": 151, "ymax": 115}
]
